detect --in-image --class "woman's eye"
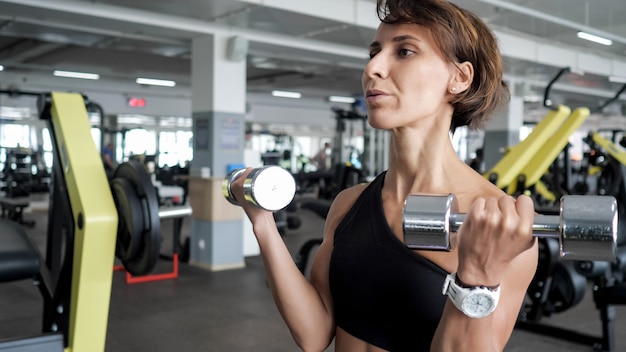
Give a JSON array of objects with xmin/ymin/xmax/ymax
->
[
  {"xmin": 398, "ymin": 48, "xmax": 415, "ymax": 57},
  {"xmin": 368, "ymin": 50, "xmax": 379, "ymax": 60}
]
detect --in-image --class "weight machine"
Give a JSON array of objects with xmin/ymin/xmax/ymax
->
[
  {"xmin": 0, "ymin": 92, "xmax": 118, "ymax": 351},
  {"xmin": 485, "ymin": 68, "xmax": 626, "ymax": 205},
  {"xmin": 484, "ymin": 67, "xmax": 573, "ymax": 196},
  {"xmin": 324, "ymin": 107, "xmax": 369, "ymax": 198},
  {"xmin": 0, "ymin": 91, "xmax": 173, "ymax": 351},
  {"xmin": 0, "ymin": 90, "xmax": 52, "ymax": 198},
  {"xmin": 570, "ymin": 124, "xmax": 626, "ymax": 351},
  {"xmin": 514, "ymin": 78, "xmax": 626, "ymax": 352}
]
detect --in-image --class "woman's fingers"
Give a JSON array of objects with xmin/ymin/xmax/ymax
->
[{"xmin": 457, "ymin": 194, "xmax": 536, "ymax": 285}]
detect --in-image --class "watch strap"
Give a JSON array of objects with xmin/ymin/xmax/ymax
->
[{"xmin": 454, "ymin": 273, "xmax": 500, "ymax": 291}]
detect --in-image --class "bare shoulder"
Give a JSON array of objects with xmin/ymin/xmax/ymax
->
[
  {"xmin": 334, "ymin": 183, "xmax": 369, "ymax": 205},
  {"xmin": 453, "ymin": 177, "xmax": 509, "ymax": 210},
  {"xmin": 323, "ymin": 183, "xmax": 369, "ymax": 237},
  {"xmin": 309, "ymin": 182, "xmax": 370, "ymax": 301}
]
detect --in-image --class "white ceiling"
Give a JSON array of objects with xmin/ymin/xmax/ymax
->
[{"xmin": 0, "ymin": 0, "xmax": 626, "ymax": 118}]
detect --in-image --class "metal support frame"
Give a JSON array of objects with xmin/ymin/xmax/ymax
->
[{"xmin": 38, "ymin": 92, "xmax": 118, "ymax": 352}]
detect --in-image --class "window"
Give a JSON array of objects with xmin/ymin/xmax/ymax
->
[
  {"xmin": 1, "ymin": 124, "xmax": 30, "ymax": 148},
  {"xmin": 42, "ymin": 128, "xmax": 54, "ymax": 170},
  {"xmin": 158, "ymin": 131, "xmax": 192, "ymax": 167},
  {"xmin": 124, "ymin": 129, "xmax": 156, "ymax": 160}
]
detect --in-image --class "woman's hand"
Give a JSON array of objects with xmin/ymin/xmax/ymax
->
[
  {"xmin": 455, "ymin": 194, "xmax": 536, "ymax": 287},
  {"xmin": 228, "ymin": 168, "xmax": 275, "ymax": 226}
]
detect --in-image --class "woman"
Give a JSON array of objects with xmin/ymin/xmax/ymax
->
[{"xmin": 231, "ymin": 0, "xmax": 538, "ymax": 351}]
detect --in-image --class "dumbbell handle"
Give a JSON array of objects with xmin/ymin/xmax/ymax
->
[{"xmin": 448, "ymin": 213, "xmax": 562, "ymax": 238}]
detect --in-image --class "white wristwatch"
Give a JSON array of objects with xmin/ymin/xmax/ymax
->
[{"xmin": 442, "ymin": 272, "xmax": 500, "ymax": 318}]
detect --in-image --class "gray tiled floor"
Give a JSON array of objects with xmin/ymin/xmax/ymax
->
[{"xmin": 1, "ymin": 199, "xmax": 626, "ymax": 351}]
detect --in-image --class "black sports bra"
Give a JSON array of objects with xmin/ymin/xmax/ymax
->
[{"xmin": 329, "ymin": 171, "xmax": 448, "ymax": 351}]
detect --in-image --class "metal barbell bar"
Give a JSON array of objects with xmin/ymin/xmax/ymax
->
[
  {"xmin": 403, "ymin": 194, "xmax": 618, "ymax": 261},
  {"xmin": 222, "ymin": 165, "xmax": 296, "ymax": 212},
  {"xmin": 159, "ymin": 205, "xmax": 192, "ymax": 219}
]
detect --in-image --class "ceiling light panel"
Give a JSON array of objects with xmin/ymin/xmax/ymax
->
[
  {"xmin": 53, "ymin": 70, "xmax": 100, "ymax": 80},
  {"xmin": 577, "ymin": 32, "xmax": 613, "ymax": 46},
  {"xmin": 136, "ymin": 77, "xmax": 176, "ymax": 87},
  {"xmin": 271, "ymin": 90, "xmax": 301, "ymax": 99}
]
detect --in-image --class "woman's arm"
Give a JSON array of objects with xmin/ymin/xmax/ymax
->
[
  {"xmin": 431, "ymin": 195, "xmax": 538, "ymax": 351},
  {"xmin": 230, "ymin": 169, "xmax": 364, "ymax": 351}
]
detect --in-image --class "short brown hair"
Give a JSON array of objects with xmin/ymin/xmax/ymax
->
[{"xmin": 376, "ymin": 0, "xmax": 510, "ymax": 131}]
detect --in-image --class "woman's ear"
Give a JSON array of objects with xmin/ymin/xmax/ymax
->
[{"xmin": 450, "ymin": 61, "xmax": 474, "ymax": 94}]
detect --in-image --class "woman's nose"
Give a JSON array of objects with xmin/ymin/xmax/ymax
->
[{"xmin": 363, "ymin": 54, "xmax": 387, "ymax": 80}]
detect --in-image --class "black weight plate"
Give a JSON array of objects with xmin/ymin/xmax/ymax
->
[
  {"xmin": 110, "ymin": 177, "xmax": 144, "ymax": 261},
  {"xmin": 546, "ymin": 261, "xmax": 587, "ymax": 313},
  {"xmin": 113, "ymin": 161, "xmax": 161, "ymax": 276}
]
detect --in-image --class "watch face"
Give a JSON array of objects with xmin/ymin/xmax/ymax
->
[{"xmin": 462, "ymin": 292, "xmax": 496, "ymax": 318}]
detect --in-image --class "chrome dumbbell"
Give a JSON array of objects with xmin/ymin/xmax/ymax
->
[
  {"xmin": 402, "ymin": 194, "xmax": 618, "ymax": 261},
  {"xmin": 222, "ymin": 165, "xmax": 296, "ymax": 212}
]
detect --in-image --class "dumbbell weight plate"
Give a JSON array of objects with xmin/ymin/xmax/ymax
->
[
  {"xmin": 559, "ymin": 195, "xmax": 617, "ymax": 261},
  {"xmin": 223, "ymin": 168, "xmax": 246, "ymax": 206},
  {"xmin": 243, "ymin": 166, "xmax": 296, "ymax": 212},
  {"xmin": 403, "ymin": 193, "xmax": 458, "ymax": 251},
  {"xmin": 544, "ymin": 261, "xmax": 587, "ymax": 313}
]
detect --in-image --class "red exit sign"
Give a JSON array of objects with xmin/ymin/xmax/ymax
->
[{"xmin": 128, "ymin": 97, "xmax": 146, "ymax": 108}]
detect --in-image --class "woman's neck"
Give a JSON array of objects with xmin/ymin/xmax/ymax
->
[{"xmin": 385, "ymin": 126, "xmax": 469, "ymax": 200}]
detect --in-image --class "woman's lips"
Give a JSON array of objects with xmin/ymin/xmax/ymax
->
[{"xmin": 365, "ymin": 89, "xmax": 388, "ymax": 102}]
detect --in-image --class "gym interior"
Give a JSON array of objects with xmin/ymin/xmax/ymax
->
[{"xmin": 1, "ymin": 1, "xmax": 626, "ymax": 351}]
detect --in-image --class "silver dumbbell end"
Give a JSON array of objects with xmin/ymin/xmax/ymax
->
[
  {"xmin": 403, "ymin": 194, "xmax": 617, "ymax": 261},
  {"xmin": 558, "ymin": 195, "xmax": 617, "ymax": 261},
  {"xmin": 223, "ymin": 166, "xmax": 296, "ymax": 212}
]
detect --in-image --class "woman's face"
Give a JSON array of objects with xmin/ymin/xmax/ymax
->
[{"xmin": 362, "ymin": 22, "xmax": 454, "ymax": 130}]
